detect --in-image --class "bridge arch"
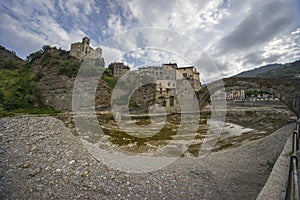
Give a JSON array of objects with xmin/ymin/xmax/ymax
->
[{"xmin": 198, "ymin": 77, "xmax": 300, "ymax": 116}]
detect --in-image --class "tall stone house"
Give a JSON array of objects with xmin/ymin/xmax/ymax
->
[
  {"xmin": 69, "ymin": 37, "xmax": 102, "ymax": 60},
  {"xmin": 138, "ymin": 63, "xmax": 202, "ymax": 113},
  {"xmin": 111, "ymin": 62, "xmax": 130, "ymax": 79}
]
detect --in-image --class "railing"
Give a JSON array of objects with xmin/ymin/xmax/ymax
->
[{"xmin": 286, "ymin": 118, "xmax": 300, "ymax": 200}]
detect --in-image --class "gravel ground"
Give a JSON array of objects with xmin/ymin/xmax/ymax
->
[{"xmin": 0, "ymin": 116, "xmax": 295, "ymax": 199}]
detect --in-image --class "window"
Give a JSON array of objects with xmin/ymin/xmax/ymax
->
[
  {"xmin": 162, "ymin": 100, "xmax": 166, "ymax": 107},
  {"xmin": 170, "ymin": 96, "xmax": 174, "ymax": 107}
]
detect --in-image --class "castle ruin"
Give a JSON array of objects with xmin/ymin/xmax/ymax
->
[{"xmin": 70, "ymin": 37, "xmax": 102, "ymax": 60}]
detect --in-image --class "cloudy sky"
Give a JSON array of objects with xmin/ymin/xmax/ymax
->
[{"xmin": 0, "ymin": 0, "xmax": 299, "ymax": 82}]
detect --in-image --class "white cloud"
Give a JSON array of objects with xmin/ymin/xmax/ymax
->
[
  {"xmin": 0, "ymin": 0, "xmax": 299, "ymax": 81},
  {"xmin": 0, "ymin": 0, "xmax": 91, "ymax": 58}
]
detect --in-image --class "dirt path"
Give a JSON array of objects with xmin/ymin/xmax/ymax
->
[{"xmin": 0, "ymin": 116, "xmax": 295, "ymax": 199}]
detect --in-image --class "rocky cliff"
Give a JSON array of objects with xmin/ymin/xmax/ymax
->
[
  {"xmin": 27, "ymin": 47, "xmax": 114, "ymax": 111},
  {"xmin": 26, "ymin": 46, "xmax": 156, "ymax": 112}
]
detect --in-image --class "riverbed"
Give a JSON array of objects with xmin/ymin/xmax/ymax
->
[{"xmin": 60, "ymin": 101, "xmax": 296, "ymax": 157}]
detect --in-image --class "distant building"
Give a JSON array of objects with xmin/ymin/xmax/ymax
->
[
  {"xmin": 112, "ymin": 62, "xmax": 130, "ymax": 79},
  {"xmin": 226, "ymin": 89, "xmax": 245, "ymax": 100},
  {"xmin": 70, "ymin": 37, "xmax": 102, "ymax": 60}
]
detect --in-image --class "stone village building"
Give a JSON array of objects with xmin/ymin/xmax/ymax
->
[
  {"xmin": 110, "ymin": 62, "xmax": 202, "ymax": 113},
  {"xmin": 137, "ymin": 63, "xmax": 202, "ymax": 113},
  {"xmin": 69, "ymin": 38, "xmax": 201, "ymax": 113},
  {"xmin": 111, "ymin": 62, "xmax": 130, "ymax": 79}
]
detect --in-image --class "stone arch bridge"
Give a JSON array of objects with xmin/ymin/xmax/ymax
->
[{"xmin": 198, "ymin": 77, "xmax": 300, "ymax": 116}]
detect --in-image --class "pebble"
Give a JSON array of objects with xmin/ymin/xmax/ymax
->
[
  {"xmin": 69, "ymin": 160, "xmax": 76, "ymax": 165},
  {"xmin": 0, "ymin": 114, "xmax": 294, "ymax": 199},
  {"xmin": 22, "ymin": 162, "xmax": 30, "ymax": 168},
  {"xmin": 29, "ymin": 168, "xmax": 41, "ymax": 177},
  {"xmin": 30, "ymin": 145, "xmax": 38, "ymax": 152},
  {"xmin": 81, "ymin": 171, "xmax": 89, "ymax": 178}
]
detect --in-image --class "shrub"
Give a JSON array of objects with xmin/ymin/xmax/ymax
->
[
  {"xmin": 59, "ymin": 60, "xmax": 81, "ymax": 77},
  {"xmin": 102, "ymin": 75, "xmax": 117, "ymax": 88},
  {"xmin": 3, "ymin": 74, "xmax": 42, "ymax": 111},
  {"xmin": 0, "ymin": 59, "xmax": 17, "ymax": 69}
]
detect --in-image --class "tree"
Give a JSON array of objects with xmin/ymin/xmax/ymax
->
[
  {"xmin": 0, "ymin": 59, "xmax": 17, "ymax": 69},
  {"xmin": 42, "ymin": 45, "xmax": 51, "ymax": 52},
  {"xmin": 108, "ymin": 63, "xmax": 114, "ymax": 73},
  {"xmin": 26, "ymin": 50, "xmax": 43, "ymax": 62},
  {"xmin": 0, "ymin": 90, "xmax": 3, "ymax": 105},
  {"xmin": 26, "ymin": 45, "xmax": 51, "ymax": 62},
  {"xmin": 3, "ymin": 75, "xmax": 41, "ymax": 110}
]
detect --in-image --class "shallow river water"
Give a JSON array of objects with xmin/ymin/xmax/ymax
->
[{"xmin": 81, "ymin": 103, "xmax": 295, "ymax": 157}]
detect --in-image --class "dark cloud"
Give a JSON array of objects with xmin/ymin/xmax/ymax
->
[
  {"xmin": 240, "ymin": 51, "xmax": 282, "ymax": 66},
  {"xmin": 219, "ymin": 1, "xmax": 293, "ymax": 53}
]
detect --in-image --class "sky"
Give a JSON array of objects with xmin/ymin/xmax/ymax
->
[{"xmin": 0, "ymin": 0, "xmax": 299, "ymax": 82}]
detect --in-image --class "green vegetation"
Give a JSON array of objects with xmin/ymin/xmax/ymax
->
[
  {"xmin": 235, "ymin": 60, "xmax": 300, "ymax": 79},
  {"xmin": 129, "ymin": 101, "xmax": 138, "ymax": 108},
  {"xmin": 0, "ymin": 58, "xmax": 18, "ymax": 69},
  {"xmin": 0, "ymin": 46, "xmax": 59, "ymax": 117},
  {"xmin": 266, "ymin": 159, "xmax": 276, "ymax": 170},
  {"xmin": 258, "ymin": 60, "xmax": 300, "ymax": 78},
  {"xmin": 0, "ymin": 68, "xmax": 59, "ymax": 117},
  {"xmin": 3, "ymin": 74, "xmax": 41, "ymax": 111},
  {"xmin": 59, "ymin": 60, "xmax": 81, "ymax": 77},
  {"xmin": 98, "ymin": 67, "xmax": 117, "ymax": 88},
  {"xmin": 0, "ymin": 44, "xmax": 117, "ymax": 118},
  {"xmin": 245, "ymin": 89, "xmax": 264, "ymax": 97},
  {"xmin": 103, "ymin": 73, "xmax": 117, "ymax": 88}
]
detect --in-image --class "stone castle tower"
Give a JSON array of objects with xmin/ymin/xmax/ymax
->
[{"xmin": 70, "ymin": 37, "xmax": 102, "ymax": 60}]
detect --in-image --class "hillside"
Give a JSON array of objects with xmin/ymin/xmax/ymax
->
[
  {"xmin": 234, "ymin": 60, "xmax": 300, "ymax": 78},
  {"xmin": 0, "ymin": 46, "xmax": 45, "ymax": 116},
  {"xmin": 258, "ymin": 60, "xmax": 300, "ymax": 78},
  {"xmin": 0, "ymin": 45, "xmax": 115, "ymax": 116},
  {"xmin": 0, "ymin": 46, "xmax": 24, "ymax": 68},
  {"xmin": 25, "ymin": 46, "xmax": 115, "ymax": 111},
  {"xmin": 235, "ymin": 63, "xmax": 285, "ymax": 77}
]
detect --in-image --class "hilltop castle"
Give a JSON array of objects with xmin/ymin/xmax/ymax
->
[{"xmin": 69, "ymin": 37, "xmax": 102, "ymax": 60}]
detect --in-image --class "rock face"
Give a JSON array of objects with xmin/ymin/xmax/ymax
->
[
  {"xmin": 28, "ymin": 48, "xmax": 156, "ymax": 112},
  {"xmin": 32, "ymin": 72, "xmax": 114, "ymax": 112},
  {"xmin": 129, "ymin": 83, "xmax": 156, "ymax": 114},
  {"xmin": 33, "ymin": 70, "xmax": 76, "ymax": 111},
  {"xmin": 27, "ymin": 48, "xmax": 111, "ymax": 111}
]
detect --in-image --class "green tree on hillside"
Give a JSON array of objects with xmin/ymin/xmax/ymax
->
[
  {"xmin": 3, "ymin": 74, "xmax": 41, "ymax": 110},
  {"xmin": 0, "ymin": 90, "xmax": 3, "ymax": 106}
]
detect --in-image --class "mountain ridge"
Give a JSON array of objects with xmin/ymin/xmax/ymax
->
[{"xmin": 234, "ymin": 60, "xmax": 300, "ymax": 78}]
